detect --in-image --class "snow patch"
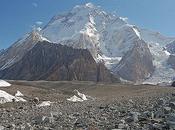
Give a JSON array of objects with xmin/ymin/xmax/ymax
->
[
  {"xmin": 0, "ymin": 90, "xmax": 26, "ymax": 104},
  {"xmin": 164, "ymin": 50, "xmax": 171, "ymax": 56},
  {"xmin": 67, "ymin": 95, "xmax": 84, "ymax": 102},
  {"xmin": 67, "ymin": 90, "xmax": 91, "ymax": 102},
  {"xmin": 37, "ymin": 101, "xmax": 53, "ymax": 107},
  {"xmin": 74, "ymin": 90, "xmax": 87, "ymax": 100},
  {"xmin": 15, "ymin": 90, "xmax": 24, "ymax": 97},
  {"xmin": 132, "ymin": 27, "xmax": 141, "ymax": 39},
  {"xmin": 0, "ymin": 80, "xmax": 11, "ymax": 87},
  {"xmin": 40, "ymin": 35, "xmax": 51, "ymax": 42},
  {"xmin": 96, "ymin": 54, "xmax": 122, "ymax": 69},
  {"xmin": 85, "ymin": 3, "xmax": 94, "ymax": 8},
  {"xmin": 119, "ymin": 17, "xmax": 128, "ymax": 22}
]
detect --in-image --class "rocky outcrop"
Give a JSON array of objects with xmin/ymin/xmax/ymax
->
[
  {"xmin": 0, "ymin": 41, "xmax": 118, "ymax": 82},
  {"xmin": 0, "ymin": 30, "xmax": 44, "ymax": 70},
  {"xmin": 113, "ymin": 40, "xmax": 154, "ymax": 82}
]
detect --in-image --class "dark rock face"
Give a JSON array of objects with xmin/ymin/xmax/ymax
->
[
  {"xmin": 0, "ymin": 41, "xmax": 118, "ymax": 82},
  {"xmin": 113, "ymin": 40, "xmax": 154, "ymax": 82},
  {"xmin": 0, "ymin": 31, "xmax": 41, "ymax": 70}
]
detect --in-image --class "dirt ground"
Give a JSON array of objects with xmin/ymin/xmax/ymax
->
[{"xmin": 1, "ymin": 80, "xmax": 175, "ymax": 103}]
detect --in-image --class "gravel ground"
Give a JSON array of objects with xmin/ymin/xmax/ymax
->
[{"xmin": 0, "ymin": 81, "xmax": 175, "ymax": 130}]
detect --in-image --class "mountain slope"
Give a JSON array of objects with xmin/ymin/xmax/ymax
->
[
  {"xmin": 0, "ymin": 30, "xmax": 48, "ymax": 70},
  {"xmin": 0, "ymin": 41, "xmax": 118, "ymax": 82},
  {"xmin": 138, "ymin": 28, "xmax": 175, "ymax": 45},
  {"xmin": 113, "ymin": 40, "xmax": 154, "ymax": 81}
]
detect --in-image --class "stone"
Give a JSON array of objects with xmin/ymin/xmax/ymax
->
[
  {"xmin": 0, "ymin": 125, "xmax": 4, "ymax": 130},
  {"xmin": 33, "ymin": 97, "xmax": 39, "ymax": 104},
  {"xmin": 74, "ymin": 118, "xmax": 87, "ymax": 129},
  {"xmin": 166, "ymin": 113, "xmax": 175, "ymax": 129},
  {"xmin": 158, "ymin": 98, "xmax": 166, "ymax": 105},
  {"xmin": 169, "ymin": 102, "xmax": 175, "ymax": 109},
  {"xmin": 164, "ymin": 107, "xmax": 171, "ymax": 114}
]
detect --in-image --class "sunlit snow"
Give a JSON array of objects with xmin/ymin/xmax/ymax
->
[
  {"xmin": 0, "ymin": 80, "xmax": 11, "ymax": 87},
  {"xmin": 0, "ymin": 90, "xmax": 26, "ymax": 104}
]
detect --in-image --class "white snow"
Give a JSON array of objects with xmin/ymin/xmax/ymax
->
[
  {"xmin": 37, "ymin": 101, "xmax": 52, "ymax": 107},
  {"xmin": 67, "ymin": 90, "xmax": 91, "ymax": 102},
  {"xmin": 0, "ymin": 90, "xmax": 26, "ymax": 104},
  {"xmin": 96, "ymin": 54, "xmax": 122, "ymax": 69},
  {"xmin": 15, "ymin": 90, "xmax": 24, "ymax": 97},
  {"xmin": 40, "ymin": 35, "xmax": 51, "ymax": 42},
  {"xmin": 132, "ymin": 27, "xmax": 141, "ymax": 39},
  {"xmin": 67, "ymin": 95, "xmax": 84, "ymax": 102},
  {"xmin": 74, "ymin": 90, "xmax": 87, "ymax": 100},
  {"xmin": 164, "ymin": 50, "xmax": 171, "ymax": 56},
  {"xmin": 0, "ymin": 80, "xmax": 11, "ymax": 87},
  {"xmin": 119, "ymin": 17, "xmax": 128, "ymax": 22},
  {"xmin": 85, "ymin": 3, "xmax": 94, "ymax": 8}
]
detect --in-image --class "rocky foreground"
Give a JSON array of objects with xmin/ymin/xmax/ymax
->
[{"xmin": 0, "ymin": 81, "xmax": 175, "ymax": 130}]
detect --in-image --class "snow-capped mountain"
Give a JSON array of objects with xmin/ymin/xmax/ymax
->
[{"xmin": 0, "ymin": 3, "xmax": 175, "ymax": 84}]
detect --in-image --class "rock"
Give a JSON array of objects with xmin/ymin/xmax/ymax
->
[
  {"xmin": 74, "ymin": 118, "xmax": 87, "ymax": 129},
  {"xmin": 158, "ymin": 98, "xmax": 166, "ymax": 105},
  {"xmin": 32, "ymin": 116, "xmax": 46, "ymax": 125},
  {"xmin": 166, "ymin": 113, "xmax": 175, "ymax": 129},
  {"xmin": 154, "ymin": 110, "xmax": 164, "ymax": 118},
  {"xmin": 130, "ymin": 112, "xmax": 140, "ymax": 122},
  {"xmin": 24, "ymin": 123, "xmax": 34, "ymax": 130},
  {"xmin": 0, "ymin": 125, "xmax": 4, "ymax": 130},
  {"xmin": 33, "ymin": 97, "xmax": 39, "ymax": 104},
  {"xmin": 114, "ymin": 40, "xmax": 154, "ymax": 82},
  {"xmin": 169, "ymin": 102, "xmax": 175, "ymax": 109},
  {"xmin": 164, "ymin": 107, "xmax": 171, "ymax": 114},
  {"xmin": 125, "ymin": 116, "xmax": 134, "ymax": 123}
]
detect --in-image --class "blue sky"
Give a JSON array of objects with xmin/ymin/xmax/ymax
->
[{"xmin": 0, "ymin": 0, "xmax": 175, "ymax": 49}]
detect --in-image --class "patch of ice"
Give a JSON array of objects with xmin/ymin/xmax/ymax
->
[
  {"xmin": 15, "ymin": 90, "xmax": 24, "ymax": 97},
  {"xmin": 0, "ymin": 90, "xmax": 26, "ymax": 104},
  {"xmin": 67, "ymin": 95, "xmax": 84, "ymax": 102},
  {"xmin": 67, "ymin": 90, "xmax": 92, "ymax": 102},
  {"xmin": 74, "ymin": 90, "xmax": 87, "ymax": 101},
  {"xmin": 164, "ymin": 50, "xmax": 171, "ymax": 56},
  {"xmin": 37, "ymin": 101, "xmax": 52, "ymax": 107},
  {"xmin": 0, "ymin": 80, "xmax": 11, "ymax": 87}
]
